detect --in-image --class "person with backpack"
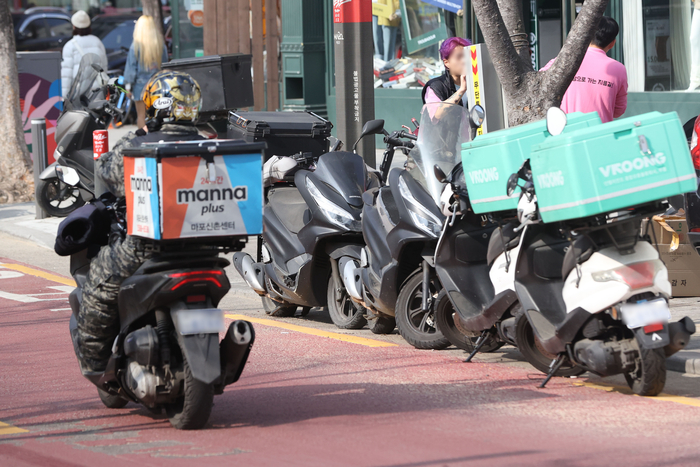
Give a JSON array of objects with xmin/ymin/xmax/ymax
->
[{"xmin": 61, "ymin": 10, "xmax": 108, "ymax": 98}]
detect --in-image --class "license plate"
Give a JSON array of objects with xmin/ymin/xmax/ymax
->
[
  {"xmin": 619, "ymin": 298, "xmax": 670, "ymax": 329},
  {"xmin": 172, "ymin": 308, "xmax": 225, "ymax": 335}
]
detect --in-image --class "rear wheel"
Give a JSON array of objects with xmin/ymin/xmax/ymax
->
[
  {"xmin": 514, "ymin": 311, "xmax": 585, "ymax": 377},
  {"xmin": 368, "ymin": 315, "xmax": 395, "ymax": 334},
  {"xmin": 97, "ymin": 388, "xmax": 128, "ymax": 409},
  {"xmin": 434, "ymin": 290, "xmax": 504, "ymax": 352},
  {"xmin": 262, "ymin": 295, "xmax": 297, "ymax": 317},
  {"xmin": 327, "ymin": 276, "xmax": 367, "ymax": 329},
  {"xmin": 166, "ymin": 354, "xmax": 214, "ymax": 430},
  {"xmin": 395, "ymin": 271, "xmax": 450, "ymax": 350},
  {"xmin": 625, "ymin": 346, "xmax": 666, "ymax": 396}
]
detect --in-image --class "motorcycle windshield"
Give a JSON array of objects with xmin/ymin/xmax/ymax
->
[
  {"xmin": 406, "ymin": 102, "xmax": 471, "ymax": 204},
  {"xmin": 64, "ymin": 54, "xmax": 107, "ymax": 111}
]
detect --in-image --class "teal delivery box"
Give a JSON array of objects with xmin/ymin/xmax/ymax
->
[
  {"xmin": 530, "ymin": 111, "xmax": 696, "ymax": 223},
  {"xmin": 462, "ymin": 112, "xmax": 602, "ymax": 214}
]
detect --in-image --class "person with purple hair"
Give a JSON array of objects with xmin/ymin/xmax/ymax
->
[{"xmin": 421, "ymin": 37, "xmax": 472, "ymax": 107}]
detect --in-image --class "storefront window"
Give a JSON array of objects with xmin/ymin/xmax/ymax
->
[
  {"xmin": 622, "ymin": 0, "xmax": 694, "ymax": 92},
  {"xmin": 372, "ymin": 0, "xmax": 463, "ymax": 91}
]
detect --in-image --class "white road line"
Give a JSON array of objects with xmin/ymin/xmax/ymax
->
[
  {"xmin": 0, "ymin": 271, "xmax": 24, "ymax": 279},
  {"xmin": 50, "ymin": 307, "xmax": 73, "ymax": 312},
  {"xmin": 49, "ymin": 286, "xmax": 75, "ymax": 293},
  {"xmin": 0, "ymin": 290, "xmax": 69, "ymax": 303}
]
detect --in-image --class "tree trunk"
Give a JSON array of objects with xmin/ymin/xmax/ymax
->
[
  {"xmin": 471, "ymin": 0, "xmax": 609, "ymax": 126},
  {"xmin": 142, "ymin": 0, "xmax": 164, "ymax": 37},
  {"xmin": 0, "ymin": 0, "xmax": 33, "ymax": 204}
]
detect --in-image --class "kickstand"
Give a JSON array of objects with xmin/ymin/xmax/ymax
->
[
  {"xmin": 539, "ymin": 354, "xmax": 565, "ymax": 388},
  {"xmin": 464, "ymin": 330, "xmax": 490, "ymax": 362}
]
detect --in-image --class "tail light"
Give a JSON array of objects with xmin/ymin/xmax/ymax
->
[
  {"xmin": 691, "ymin": 228, "xmax": 700, "ymax": 233},
  {"xmin": 168, "ymin": 270, "xmax": 223, "ymax": 291},
  {"xmin": 591, "ymin": 260, "xmax": 664, "ymax": 290}
]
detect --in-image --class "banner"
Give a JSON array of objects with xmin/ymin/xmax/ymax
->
[{"xmin": 419, "ymin": 0, "xmax": 461, "ymax": 14}]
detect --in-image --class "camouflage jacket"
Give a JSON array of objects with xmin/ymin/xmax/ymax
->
[{"xmin": 99, "ymin": 124, "xmax": 201, "ymax": 197}]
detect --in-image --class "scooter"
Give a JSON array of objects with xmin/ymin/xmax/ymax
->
[
  {"xmin": 507, "ymin": 108, "xmax": 696, "ymax": 395},
  {"xmin": 56, "ymin": 161, "xmax": 256, "ymax": 430},
  {"xmin": 232, "ymin": 143, "xmax": 377, "ymax": 329},
  {"xmin": 348, "ymin": 102, "xmax": 483, "ymax": 349}
]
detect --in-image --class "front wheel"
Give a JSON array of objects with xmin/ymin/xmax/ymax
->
[
  {"xmin": 327, "ymin": 276, "xmax": 367, "ymax": 329},
  {"xmin": 514, "ymin": 310, "xmax": 585, "ymax": 377},
  {"xmin": 166, "ymin": 354, "xmax": 214, "ymax": 430},
  {"xmin": 368, "ymin": 315, "xmax": 395, "ymax": 334},
  {"xmin": 434, "ymin": 290, "xmax": 504, "ymax": 352},
  {"xmin": 36, "ymin": 178, "xmax": 85, "ymax": 217},
  {"xmin": 625, "ymin": 346, "xmax": 666, "ymax": 396},
  {"xmin": 395, "ymin": 271, "xmax": 450, "ymax": 350},
  {"xmin": 262, "ymin": 295, "xmax": 297, "ymax": 317}
]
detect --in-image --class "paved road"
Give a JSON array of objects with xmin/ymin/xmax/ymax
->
[{"xmin": 1, "ymin": 233, "xmax": 700, "ymax": 466}]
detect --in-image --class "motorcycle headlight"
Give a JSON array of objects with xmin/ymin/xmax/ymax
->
[
  {"xmin": 398, "ymin": 177, "xmax": 442, "ymax": 237},
  {"xmin": 305, "ymin": 178, "xmax": 362, "ymax": 231}
]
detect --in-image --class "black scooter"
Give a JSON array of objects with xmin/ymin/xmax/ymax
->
[{"xmin": 232, "ymin": 146, "xmax": 377, "ymax": 329}]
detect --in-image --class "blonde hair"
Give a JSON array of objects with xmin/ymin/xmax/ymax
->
[{"xmin": 133, "ymin": 15, "xmax": 164, "ymax": 70}]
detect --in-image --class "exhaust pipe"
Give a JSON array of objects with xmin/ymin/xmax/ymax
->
[
  {"xmin": 232, "ymin": 252, "xmax": 266, "ymax": 294},
  {"xmin": 339, "ymin": 257, "xmax": 363, "ymax": 302},
  {"xmin": 664, "ymin": 316, "xmax": 696, "ymax": 357},
  {"xmin": 217, "ymin": 320, "xmax": 255, "ymax": 391}
]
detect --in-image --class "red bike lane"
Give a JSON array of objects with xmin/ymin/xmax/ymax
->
[{"xmin": 1, "ymin": 257, "xmax": 699, "ymax": 466}]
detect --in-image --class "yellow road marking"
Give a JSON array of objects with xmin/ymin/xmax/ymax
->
[
  {"xmin": 573, "ymin": 381, "xmax": 700, "ymax": 408},
  {"xmin": 0, "ymin": 263, "xmax": 76, "ymax": 287},
  {"xmin": 225, "ymin": 314, "xmax": 398, "ymax": 348},
  {"xmin": 0, "ymin": 421, "xmax": 28, "ymax": 435}
]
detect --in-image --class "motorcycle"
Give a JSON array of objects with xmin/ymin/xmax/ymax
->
[
  {"xmin": 348, "ymin": 102, "xmax": 483, "ymax": 348},
  {"xmin": 507, "ymin": 108, "xmax": 696, "ymax": 395},
  {"xmin": 232, "ymin": 143, "xmax": 378, "ymax": 329},
  {"xmin": 37, "ymin": 54, "xmax": 123, "ymax": 217},
  {"xmin": 56, "ymin": 140, "xmax": 258, "ymax": 430}
]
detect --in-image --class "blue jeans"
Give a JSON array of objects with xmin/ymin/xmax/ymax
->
[
  {"xmin": 373, "ymin": 16, "xmax": 384, "ymax": 59},
  {"xmin": 381, "ymin": 25, "xmax": 398, "ymax": 62}
]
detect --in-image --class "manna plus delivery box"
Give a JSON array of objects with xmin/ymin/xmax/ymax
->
[
  {"xmin": 461, "ymin": 112, "xmax": 602, "ymax": 214},
  {"xmin": 530, "ymin": 111, "xmax": 696, "ymax": 223},
  {"xmin": 122, "ymin": 140, "xmax": 265, "ymax": 240}
]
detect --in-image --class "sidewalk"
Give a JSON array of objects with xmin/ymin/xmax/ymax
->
[{"xmin": 0, "ymin": 201, "xmax": 699, "ymax": 375}]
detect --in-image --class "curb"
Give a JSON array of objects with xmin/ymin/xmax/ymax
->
[{"xmin": 668, "ymin": 353, "xmax": 700, "ymax": 375}]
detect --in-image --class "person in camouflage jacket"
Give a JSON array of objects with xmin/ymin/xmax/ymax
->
[{"xmin": 76, "ymin": 71, "xmax": 204, "ymax": 373}]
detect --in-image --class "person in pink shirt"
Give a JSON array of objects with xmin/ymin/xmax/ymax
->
[
  {"xmin": 542, "ymin": 17, "xmax": 628, "ymax": 123},
  {"xmin": 421, "ymin": 37, "xmax": 472, "ymax": 107}
]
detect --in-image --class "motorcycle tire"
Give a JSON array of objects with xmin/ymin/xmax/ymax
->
[
  {"xmin": 434, "ymin": 290, "xmax": 504, "ymax": 353},
  {"xmin": 326, "ymin": 276, "xmax": 367, "ymax": 329},
  {"xmin": 514, "ymin": 310, "xmax": 585, "ymax": 377},
  {"xmin": 166, "ymin": 353, "xmax": 214, "ymax": 430},
  {"xmin": 37, "ymin": 178, "xmax": 85, "ymax": 217},
  {"xmin": 97, "ymin": 388, "xmax": 128, "ymax": 409},
  {"xmin": 395, "ymin": 271, "xmax": 450, "ymax": 350},
  {"xmin": 261, "ymin": 295, "xmax": 297, "ymax": 317},
  {"xmin": 624, "ymin": 346, "xmax": 666, "ymax": 396},
  {"xmin": 368, "ymin": 315, "xmax": 395, "ymax": 334}
]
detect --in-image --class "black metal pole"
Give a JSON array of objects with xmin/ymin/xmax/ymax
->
[{"xmin": 31, "ymin": 118, "xmax": 48, "ymax": 219}]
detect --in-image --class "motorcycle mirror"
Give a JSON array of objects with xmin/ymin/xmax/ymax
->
[
  {"xmin": 469, "ymin": 105, "xmax": 485, "ymax": 129},
  {"xmin": 545, "ymin": 107, "xmax": 567, "ymax": 136},
  {"xmin": 56, "ymin": 166, "xmax": 80, "ymax": 187},
  {"xmin": 506, "ymin": 173, "xmax": 520, "ymax": 197},
  {"xmin": 433, "ymin": 164, "xmax": 447, "ymax": 183},
  {"xmin": 352, "ymin": 119, "xmax": 385, "ymax": 152}
]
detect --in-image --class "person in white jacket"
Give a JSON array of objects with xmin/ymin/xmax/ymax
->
[{"xmin": 61, "ymin": 11, "xmax": 108, "ymax": 98}]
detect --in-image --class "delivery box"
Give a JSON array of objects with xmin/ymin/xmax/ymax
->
[
  {"xmin": 122, "ymin": 140, "xmax": 265, "ymax": 241},
  {"xmin": 461, "ymin": 112, "xmax": 602, "ymax": 214},
  {"xmin": 530, "ymin": 111, "xmax": 696, "ymax": 223}
]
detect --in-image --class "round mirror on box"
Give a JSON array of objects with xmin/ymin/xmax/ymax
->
[
  {"xmin": 506, "ymin": 173, "xmax": 520, "ymax": 197},
  {"xmin": 546, "ymin": 107, "xmax": 567, "ymax": 136},
  {"xmin": 470, "ymin": 105, "xmax": 485, "ymax": 128}
]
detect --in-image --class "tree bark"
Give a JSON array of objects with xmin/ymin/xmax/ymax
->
[
  {"xmin": 471, "ymin": 0, "xmax": 609, "ymax": 126},
  {"xmin": 142, "ymin": 0, "xmax": 164, "ymax": 37},
  {"xmin": 0, "ymin": 0, "xmax": 33, "ymax": 204}
]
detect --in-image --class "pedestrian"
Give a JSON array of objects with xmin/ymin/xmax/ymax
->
[
  {"xmin": 542, "ymin": 16, "xmax": 627, "ymax": 123},
  {"xmin": 421, "ymin": 37, "xmax": 471, "ymax": 106},
  {"xmin": 124, "ymin": 15, "xmax": 169, "ymax": 129},
  {"xmin": 75, "ymin": 71, "xmax": 204, "ymax": 375},
  {"xmin": 375, "ymin": 0, "xmax": 401, "ymax": 62},
  {"xmin": 61, "ymin": 10, "xmax": 108, "ymax": 99}
]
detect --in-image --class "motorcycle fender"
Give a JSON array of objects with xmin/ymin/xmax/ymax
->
[
  {"xmin": 634, "ymin": 324, "xmax": 669, "ymax": 350},
  {"xmin": 176, "ymin": 333, "xmax": 221, "ymax": 384},
  {"xmin": 39, "ymin": 163, "xmax": 58, "ymax": 180}
]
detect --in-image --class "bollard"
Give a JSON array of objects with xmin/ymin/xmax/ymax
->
[
  {"xmin": 31, "ymin": 118, "xmax": 48, "ymax": 219},
  {"xmin": 93, "ymin": 129, "xmax": 108, "ymax": 197}
]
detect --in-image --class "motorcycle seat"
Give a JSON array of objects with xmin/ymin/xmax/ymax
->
[
  {"xmin": 268, "ymin": 187, "xmax": 309, "ymax": 234},
  {"xmin": 486, "ymin": 223, "xmax": 521, "ymax": 265}
]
